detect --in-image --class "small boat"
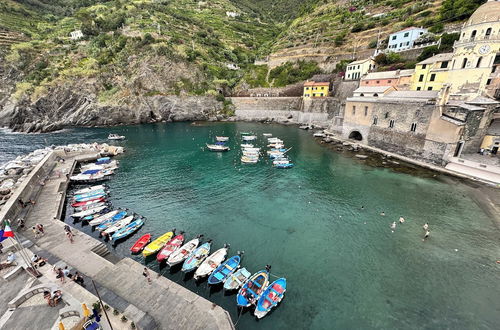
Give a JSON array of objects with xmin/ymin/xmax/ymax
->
[
  {"xmin": 167, "ymin": 236, "xmax": 201, "ymax": 267},
  {"xmin": 240, "ymin": 144, "xmax": 254, "ymax": 148},
  {"xmin": 70, "ymin": 205, "xmax": 107, "ymax": 218},
  {"xmin": 313, "ymin": 131, "xmax": 325, "ymax": 137},
  {"xmin": 142, "ymin": 230, "xmax": 175, "ymax": 257},
  {"xmin": 254, "ymin": 278, "xmax": 287, "ymax": 319},
  {"xmin": 215, "ymin": 136, "xmax": 229, "ymax": 142},
  {"xmin": 241, "ymin": 156, "xmax": 258, "ymax": 164},
  {"xmin": 240, "ymin": 132, "xmax": 252, "ymax": 135},
  {"xmin": 157, "ymin": 233, "xmax": 185, "ymax": 263},
  {"xmin": 112, "ymin": 218, "xmax": 145, "ymax": 241},
  {"xmin": 206, "ymin": 143, "xmax": 230, "ymax": 152},
  {"xmin": 74, "ymin": 185, "xmax": 106, "ymax": 195},
  {"xmin": 242, "ymin": 135, "xmax": 257, "ymax": 141},
  {"xmin": 208, "ymin": 255, "xmax": 241, "ymax": 285},
  {"xmin": 237, "ymin": 269, "xmax": 270, "ymax": 307},
  {"xmin": 102, "ymin": 215, "xmax": 134, "ymax": 234},
  {"xmin": 130, "ymin": 234, "xmax": 152, "ymax": 253},
  {"xmin": 83, "ymin": 210, "xmax": 115, "ymax": 224},
  {"xmin": 275, "ymin": 163, "xmax": 294, "ymax": 169},
  {"xmin": 89, "ymin": 210, "xmax": 124, "ymax": 226},
  {"xmin": 74, "ymin": 189, "xmax": 107, "ymax": 200},
  {"xmin": 181, "ymin": 241, "xmax": 211, "ymax": 273},
  {"xmin": 273, "ymin": 159, "xmax": 290, "ymax": 165},
  {"xmin": 108, "ymin": 133, "xmax": 125, "ymax": 140},
  {"xmin": 80, "ymin": 161, "xmax": 119, "ymax": 173},
  {"xmin": 95, "ymin": 212, "xmax": 128, "ymax": 230},
  {"xmin": 299, "ymin": 125, "xmax": 312, "ymax": 130},
  {"xmin": 70, "ymin": 171, "xmax": 110, "ymax": 183},
  {"xmin": 223, "ymin": 267, "xmax": 251, "ymax": 291},
  {"xmin": 262, "ymin": 133, "xmax": 272, "ymax": 137},
  {"xmin": 95, "ymin": 157, "xmax": 111, "ymax": 165},
  {"xmin": 74, "ymin": 201, "xmax": 107, "ymax": 212},
  {"xmin": 267, "ymin": 138, "xmax": 283, "ymax": 143},
  {"xmin": 73, "ymin": 192, "xmax": 107, "ymax": 203},
  {"xmin": 193, "ymin": 245, "xmax": 228, "ymax": 280},
  {"xmin": 71, "ymin": 197, "xmax": 105, "ymax": 208}
]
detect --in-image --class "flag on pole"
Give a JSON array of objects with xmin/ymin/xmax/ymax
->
[
  {"xmin": 0, "ymin": 230, "xmax": 6, "ymax": 242},
  {"xmin": 2, "ymin": 221, "xmax": 14, "ymax": 238}
]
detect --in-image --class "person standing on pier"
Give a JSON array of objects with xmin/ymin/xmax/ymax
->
[
  {"xmin": 36, "ymin": 224, "xmax": 45, "ymax": 235},
  {"xmin": 32, "ymin": 226, "xmax": 40, "ymax": 239},
  {"xmin": 143, "ymin": 268, "xmax": 152, "ymax": 284}
]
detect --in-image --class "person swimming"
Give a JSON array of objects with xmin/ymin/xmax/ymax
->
[{"xmin": 399, "ymin": 216, "xmax": 405, "ymax": 223}]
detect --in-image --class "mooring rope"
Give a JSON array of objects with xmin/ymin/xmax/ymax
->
[{"xmin": 233, "ymin": 307, "xmax": 244, "ymax": 327}]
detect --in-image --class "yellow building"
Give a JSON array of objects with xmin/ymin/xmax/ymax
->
[
  {"xmin": 446, "ymin": 0, "xmax": 500, "ymax": 100},
  {"xmin": 411, "ymin": 53, "xmax": 453, "ymax": 91},
  {"xmin": 303, "ymin": 81, "xmax": 329, "ymax": 98}
]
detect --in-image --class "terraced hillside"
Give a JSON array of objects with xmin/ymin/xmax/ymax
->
[{"xmin": 267, "ymin": 0, "xmax": 485, "ymax": 68}]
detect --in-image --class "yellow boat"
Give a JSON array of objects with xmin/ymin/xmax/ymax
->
[{"xmin": 142, "ymin": 231, "xmax": 174, "ymax": 257}]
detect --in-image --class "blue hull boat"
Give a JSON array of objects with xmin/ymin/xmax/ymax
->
[
  {"xmin": 237, "ymin": 270, "xmax": 269, "ymax": 307},
  {"xmin": 95, "ymin": 157, "xmax": 111, "ymax": 165},
  {"xmin": 74, "ymin": 192, "xmax": 107, "ymax": 202},
  {"xmin": 96, "ymin": 211, "xmax": 127, "ymax": 230},
  {"xmin": 112, "ymin": 219, "xmax": 144, "ymax": 241},
  {"xmin": 208, "ymin": 255, "xmax": 240, "ymax": 285},
  {"xmin": 181, "ymin": 242, "xmax": 211, "ymax": 273},
  {"xmin": 275, "ymin": 163, "xmax": 294, "ymax": 169},
  {"xmin": 74, "ymin": 189, "xmax": 106, "ymax": 199},
  {"xmin": 254, "ymin": 278, "xmax": 287, "ymax": 319}
]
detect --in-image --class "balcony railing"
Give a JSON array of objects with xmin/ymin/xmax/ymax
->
[{"xmin": 454, "ymin": 34, "xmax": 500, "ymax": 45}]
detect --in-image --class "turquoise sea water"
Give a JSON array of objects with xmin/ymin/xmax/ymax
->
[{"xmin": 1, "ymin": 123, "xmax": 500, "ymax": 329}]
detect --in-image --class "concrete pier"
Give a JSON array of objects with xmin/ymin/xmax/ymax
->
[{"xmin": 0, "ymin": 149, "xmax": 234, "ymax": 330}]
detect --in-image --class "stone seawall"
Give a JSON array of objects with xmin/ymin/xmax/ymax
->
[{"xmin": 231, "ymin": 96, "xmax": 341, "ymax": 127}]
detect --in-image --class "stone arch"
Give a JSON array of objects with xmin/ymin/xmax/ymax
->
[{"xmin": 348, "ymin": 130, "xmax": 363, "ymax": 141}]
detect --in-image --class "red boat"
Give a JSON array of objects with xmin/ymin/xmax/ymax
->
[
  {"xmin": 71, "ymin": 197, "xmax": 105, "ymax": 208},
  {"xmin": 130, "ymin": 234, "xmax": 152, "ymax": 254},
  {"xmin": 157, "ymin": 234, "xmax": 184, "ymax": 263}
]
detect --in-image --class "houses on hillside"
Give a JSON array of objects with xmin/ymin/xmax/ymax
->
[
  {"xmin": 386, "ymin": 27, "xmax": 428, "ymax": 52},
  {"xmin": 336, "ymin": 0, "xmax": 500, "ymax": 165}
]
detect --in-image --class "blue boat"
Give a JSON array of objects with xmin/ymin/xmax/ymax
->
[
  {"xmin": 74, "ymin": 189, "xmax": 106, "ymax": 199},
  {"xmin": 236, "ymin": 270, "xmax": 269, "ymax": 307},
  {"xmin": 96, "ymin": 211, "xmax": 127, "ymax": 230},
  {"xmin": 95, "ymin": 157, "xmax": 111, "ymax": 165},
  {"xmin": 74, "ymin": 192, "xmax": 107, "ymax": 202},
  {"xmin": 208, "ymin": 255, "xmax": 241, "ymax": 285},
  {"xmin": 275, "ymin": 163, "xmax": 294, "ymax": 169},
  {"xmin": 112, "ymin": 218, "xmax": 144, "ymax": 241},
  {"xmin": 82, "ymin": 169, "xmax": 101, "ymax": 175},
  {"xmin": 181, "ymin": 241, "xmax": 211, "ymax": 273},
  {"xmin": 254, "ymin": 278, "xmax": 287, "ymax": 319}
]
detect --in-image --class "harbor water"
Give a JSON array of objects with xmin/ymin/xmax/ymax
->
[{"xmin": 1, "ymin": 123, "xmax": 499, "ymax": 329}]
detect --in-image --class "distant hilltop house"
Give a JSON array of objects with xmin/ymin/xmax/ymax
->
[
  {"xmin": 360, "ymin": 69, "xmax": 414, "ymax": 90},
  {"xmin": 345, "ymin": 58, "xmax": 375, "ymax": 80},
  {"xmin": 226, "ymin": 63, "xmax": 240, "ymax": 70},
  {"xmin": 386, "ymin": 27, "xmax": 427, "ymax": 52},
  {"xmin": 69, "ymin": 30, "xmax": 83, "ymax": 40},
  {"xmin": 226, "ymin": 11, "xmax": 240, "ymax": 18},
  {"xmin": 303, "ymin": 81, "xmax": 330, "ymax": 98}
]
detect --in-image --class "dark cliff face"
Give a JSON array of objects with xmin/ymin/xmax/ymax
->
[{"xmin": 0, "ymin": 83, "xmax": 225, "ymax": 133}]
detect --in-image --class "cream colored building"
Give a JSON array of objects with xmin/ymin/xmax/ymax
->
[
  {"xmin": 447, "ymin": 0, "xmax": 500, "ymax": 101},
  {"xmin": 345, "ymin": 58, "xmax": 375, "ymax": 80}
]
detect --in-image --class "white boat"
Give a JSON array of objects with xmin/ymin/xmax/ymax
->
[
  {"xmin": 242, "ymin": 135, "xmax": 257, "ymax": 141},
  {"xmin": 102, "ymin": 215, "xmax": 134, "ymax": 234},
  {"xmin": 108, "ymin": 133, "xmax": 125, "ymax": 140},
  {"xmin": 273, "ymin": 159, "xmax": 290, "ymax": 165},
  {"xmin": 70, "ymin": 170, "xmax": 112, "ymax": 183},
  {"xmin": 88, "ymin": 210, "xmax": 119, "ymax": 226},
  {"xmin": 74, "ymin": 202, "xmax": 107, "ymax": 212},
  {"xmin": 242, "ymin": 147, "xmax": 260, "ymax": 152},
  {"xmin": 267, "ymin": 138, "xmax": 283, "ymax": 143},
  {"xmin": 80, "ymin": 160, "xmax": 119, "ymax": 172},
  {"xmin": 263, "ymin": 133, "xmax": 272, "ymax": 137},
  {"xmin": 216, "ymin": 136, "xmax": 229, "ymax": 142},
  {"xmin": 206, "ymin": 144, "xmax": 230, "ymax": 152},
  {"xmin": 241, "ymin": 156, "xmax": 258, "ymax": 164},
  {"xmin": 167, "ymin": 237, "xmax": 200, "ymax": 267},
  {"xmin": 268, "ymin": 143, "xmax": 285, "ymax": 148},
  {"xmin": 70, "ymin": 205, "xmax": 107, "ymax": 218},
  {"xmin": 193, "ymin": 246, "xmax": 228, "ymax": 280},
  {"xmin": 74, "ymin": 185, "xmax": 106, "ymax": 195},
  {"xmin": 299, "ymin": 125, "xmax": 312, "ymax": 130},
  {"xmin": 313, "ymin": 131, "xmax": 325, "ymax": 137},
  {"xmin": 240, "ymin": 144, "xmax": 254, "ymax": 148}
]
